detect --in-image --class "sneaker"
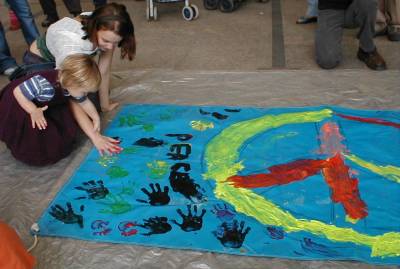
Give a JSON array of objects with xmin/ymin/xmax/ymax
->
[
  {"xmin": 357, "ymin": 48, "xmax": 387, "ymax": 71},
  {"xmin": 387, "ymin": 25, "xmax": 400, "ymax": 41},
  {"xmin": 296, "ymin": 16, "xmax": 317, "ymax": 24},
  {"xmin": 3, "ymin": 66, "xmax": 18, "ymax": 76}
]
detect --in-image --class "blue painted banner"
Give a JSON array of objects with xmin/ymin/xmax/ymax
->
[{"xmin": 37, "ymin": 105, "xmax": 400, "ymax": 265}]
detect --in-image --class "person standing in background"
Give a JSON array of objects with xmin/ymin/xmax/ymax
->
[
  {"xmin": 0, "ymin": 0, "xmax": 39, "ymax": 76},
  {"xmin": 297, "ymin": 0, "xmax": 319, "ymax": 24},
  {"xmin": 39, "ymin": 0, "xmax": 82, "ymax": 27},
  {"xmin": 315, "ymin": 0, "xmax": 387, "ymax": 70}
]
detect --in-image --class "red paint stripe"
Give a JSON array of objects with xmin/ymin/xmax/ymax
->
[
  {"xmin": 322, "ymin": 154, "xmax": 368, "ymax": 220},
  {"xmin": 227, "ymin": 159, "xmax": 326, "ymax": 188},
  {"xmin": 336, "ymin": 113, "xmax": 400, "ymax": 129}
]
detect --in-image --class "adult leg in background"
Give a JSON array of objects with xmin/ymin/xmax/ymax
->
[{"xmin": 315, "ymin": 9, "xmax": 345, "ymax": 69}]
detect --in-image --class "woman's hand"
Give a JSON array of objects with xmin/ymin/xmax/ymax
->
[
  {"xmin": 92, "ymin": 133, "xmax": 123, "ymax": 156},
  {"xmin": 30, "ymin": 105, "xmax": 48, "ymax": 130}
]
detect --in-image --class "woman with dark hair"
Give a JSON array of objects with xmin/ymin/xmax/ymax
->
[{"xmin": 24, "ymin": 3, "xmax": 136, "ymax": 112}]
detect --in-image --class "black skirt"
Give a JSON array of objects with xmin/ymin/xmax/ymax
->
[{"xmin": 0, "ymin": 70, "xmax": 79, "ymax": 166}]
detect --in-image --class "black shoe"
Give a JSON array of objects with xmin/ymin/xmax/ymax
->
[
  {"xmin": 357, "ymin": 48, "xmax": 387, "ymax": 71},
  {"xmin": 41, "ymin": 17, "xmax": 58, "ymax": 27},
  {"xmin": 387, "ymin": 25, "xmax": 400, "ymax": 42},
  {"xmin": 296, "ymin": 16, "xmax": 317, "ymax": 24}
]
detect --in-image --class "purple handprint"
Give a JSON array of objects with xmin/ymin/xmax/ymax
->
[{"xmin": 211, "ymin": 203, "xmax": 236, "ymax": 222}]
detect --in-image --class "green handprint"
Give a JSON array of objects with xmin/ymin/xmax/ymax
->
[
  {"xmin": 119, "ymin": 180, "xmax": 137, "ymax": 196},
  {"xmin": 121, "ymin": 146, "xmax": 140, "ymax": 154},
  {"xmin": 119, "ymin": 114, "xmax": 141, "ymax": 127},
  {"xmin": 99, "ymin": 193, "xmax": 132, "ymax": 215},
  {"xmin": 97, "ymin": 155, "xmax": 118, "ymax": 167},
  {"xmin": 106, "ymin": 166, "xmax": 129, "ymax": 179}
]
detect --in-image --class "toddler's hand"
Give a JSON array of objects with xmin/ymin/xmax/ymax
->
[
  {"xmin": 30, "ymin": 105, "xmax": 48, "ymax": 130},
  {"xmin": 92, "ymin": 133, "xmax": 123, "ymax": 156}
]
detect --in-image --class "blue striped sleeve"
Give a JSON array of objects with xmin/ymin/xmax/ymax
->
[{"xmin": 19, "ymin": 75, "xmax": 55, "ymax": 102}]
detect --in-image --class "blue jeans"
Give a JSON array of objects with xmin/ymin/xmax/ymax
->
[
  {"xmin": 306, "ymin": 0, "xmax": 318, "ymax": 17},
  {"xmin": 0, "ymin": 0, "xmax": 39, "ymax": 72}
]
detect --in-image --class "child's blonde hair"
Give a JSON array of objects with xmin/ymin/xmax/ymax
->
[{"xmin": 59, "ymin": 54, "xmax": 101, "ymax": 92}]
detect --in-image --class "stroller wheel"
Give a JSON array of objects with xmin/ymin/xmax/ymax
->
[
  {"xmin": 190, "ymin": 4, "xmax": 199, "ymax": 19},
  {"xmin": 182, "ymin": 6, "xmax": 194, "ymax": 20},
  {"xmin": 219, "ymin": 0, "xmax": 235, "ymax": 12},
  {"xmin": 204, "ymin": 0, "xmax": 219, "ymax": 10}
]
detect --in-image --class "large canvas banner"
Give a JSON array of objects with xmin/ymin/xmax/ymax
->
[{"xmin": 37, "ymin": 105, "xmax": 400, "ymax": 265}]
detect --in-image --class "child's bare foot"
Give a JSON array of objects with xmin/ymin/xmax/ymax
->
[{"xmin": 101, "ymin": 102, "xmax": 119, "ymax": 112}]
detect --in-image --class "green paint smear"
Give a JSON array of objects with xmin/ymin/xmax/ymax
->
[
  {"xmin": 344, "ymin": 153, "xmax": 400, "ymax": 183},
  {"xmin": 142, "ymin": 124, "xmax": 154, "ymax": 132},
  {"xmin": 119, "ymin": 114, "xmax": 154, "ymax": 132},
  {"xmin": 119, "ymin": 181, "xmax": 137, "ymax": 196},
  {"xmin": 97, "ymin": 155, "xmax": 118, "ymax": 167},
  {"xmin": 204, "ymin": 109, "xmax": 400, "ymax": 258},
  {"xmin": 271, "ymin": 131, "xmax": 298, "ymax": 142},
  {"xmin": 121, "ymin": 146, "xmax": 140, "ymax": 154},
  {"xmin": 160, "ymin": 113, "xmax": 173, "ymax": 121},
  {"xmin": 119, "ymin": 114, "xmax": 141, "ymax": 127},
  {"xmin": 146, "ymin": 160, "xmax": 169, "ymax": 179},
  {"xmin": 106, "ymin": 166, "xmax": 129, "ymax": 179},
  {"xmin": 99, "ymin": 193, "xmax": 132, "ymax": 214}
]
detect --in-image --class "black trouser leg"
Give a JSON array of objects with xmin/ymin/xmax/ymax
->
[
  {"xmin": 62, "ymin": 0, "xmax": 82, "ymax": 16},
  {"xmin": 39, "ymin": 0, "xmax": 59, "ymax": 21}
]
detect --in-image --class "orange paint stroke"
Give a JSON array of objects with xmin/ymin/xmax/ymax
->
[
  {"xmin": 322, "ymin": 154, "xmax": 368, "ymax": 220},
  {"xmin": 227, "ymin": 159, "xmax": 326, "ymax": 188},
  {"xmin": 319, "ymin": 122, "xmax": 346, "ymax": 156}
]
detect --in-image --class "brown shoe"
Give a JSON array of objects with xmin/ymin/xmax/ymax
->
[{"xmin": 357, "ymin": 48, "xmax": 387, "ymax": 71}]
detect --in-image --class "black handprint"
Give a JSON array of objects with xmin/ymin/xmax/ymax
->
[
  {"xmin": 172, "ymin": 204, "xmax": 206, "ymax": 232},
  {"xmin": 165, "ymin": 133, "xmax": 193, "ymax": 141},
  {"xmin": 224, "ymin": 108, "xmax": 241, "ymax": 113},
  {"xmin": 199, "ymin": 108, "xmax": 211, "ymax": 115},
  {"xmin": 169, "ymin": 163, "xmax": 206, "ymax": 202},
  {"xmin": 49, "ymin": 202, "xmax": 84, "ymax": 228},
  {"xmin": 136, "ymin": 183, "xmax": 170, "ymax": 206},
  {"xmin": 138, "ymin": 216, "xmax": 172, "ymax": 236},
  {"xmin": 211, "ymin": 112, "xmax": 228, "ymax": 120},
  {"xmin": 213, "ymin": 220, "xmax": 251, "ymax": 248},
  {"xmin": 134, "ymin": 137, "xmax": 165, "ymax": 147},
  {"xmin": 75, "ymin": 180, "xmax": 109, "ymax": 200},
  {"xmin": 199, "ymin": 108, "xmax": 228, "ymax": 120}
]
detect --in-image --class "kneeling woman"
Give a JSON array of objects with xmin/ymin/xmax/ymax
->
[
  {"xmin": 0, "ymin": 54, "xmax": 122, "ymax": 166},
  {"xmin": 25, "ymin": 3, "xmax": 136, "ymax": 112}
]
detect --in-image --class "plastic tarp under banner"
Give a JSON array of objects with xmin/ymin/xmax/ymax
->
[{"xmin": 36, "ymin": 104, "xmax": 400, "ymax": 266}]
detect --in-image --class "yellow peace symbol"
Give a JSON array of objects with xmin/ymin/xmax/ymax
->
[{"xmin": 203, "ymin": 108, "xmax": 400, "ymax": 258}]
